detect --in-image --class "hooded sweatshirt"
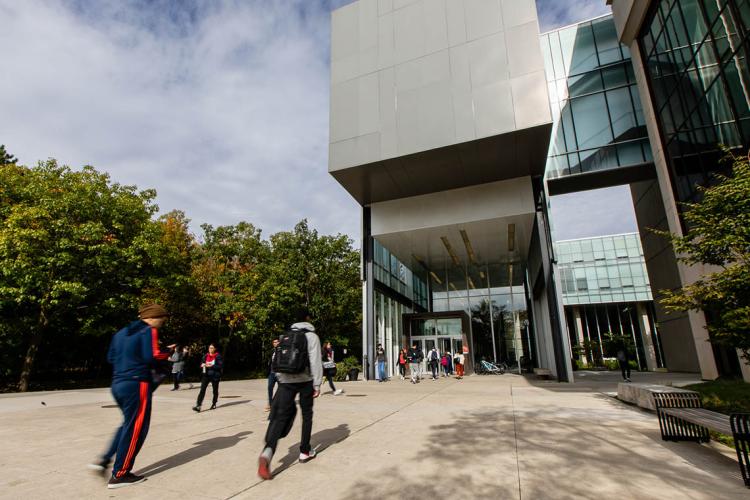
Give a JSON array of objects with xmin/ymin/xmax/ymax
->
[
  {"xmin": 107, "ymin": 320, "xmax": 170, "ymax": 384},
  {"xmin": 275, "ymin": 321, "xmax": 323, "ymax": 391}
]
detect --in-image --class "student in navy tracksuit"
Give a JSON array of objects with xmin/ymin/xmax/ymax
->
[{"xmin": 89, "ymin": 303, "xmax": 170, "ymax": 489}]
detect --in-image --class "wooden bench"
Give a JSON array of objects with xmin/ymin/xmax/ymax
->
[{"xmin": 654, "ymin": 392, "xmax": 750, "ymax": 488}]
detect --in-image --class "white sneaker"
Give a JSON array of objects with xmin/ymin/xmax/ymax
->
[
  {"xmin": 333, "ymin": 389, "xmax": 343, "ymax": 395},
  {"xmin": 299, "ymin": 450, "xmax": 317, "ymax": 463}
]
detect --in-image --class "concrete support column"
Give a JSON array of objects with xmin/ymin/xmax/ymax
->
[
  {"xmin": 572, "ymin": 306, "xmax": 587, "ymax": 365},
  {"xmin": 687, "ymin": 309, "xmax": 719, "ymax": 380},
  {"xmin": 737, "ymin": 350, "xmax": 750, "ymax": 383},
  {"xmin": 636, "ymin": 302, "xmax": 658, "ymax": 371}
]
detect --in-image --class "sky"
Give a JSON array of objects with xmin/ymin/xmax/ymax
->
[{"xmin": 0, "ymin": 0, "xmax": 631, "ymax": 243}]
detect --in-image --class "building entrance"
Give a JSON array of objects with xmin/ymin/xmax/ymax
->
[{"xmin": 404, "ymin": 312, "xmax": 473, "ymax": 375}]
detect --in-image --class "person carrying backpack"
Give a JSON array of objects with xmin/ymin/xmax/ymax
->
[
  {"xmin": 258, "ymin": 309, "xmax": 323, "ymax": 480},
  {"xmin": 428, "ymin": 347, "xmax": 440, "ymax": 380},
  {"xmin": 407, "ymin": 343, "xmax": 422, "ymax": 384}
]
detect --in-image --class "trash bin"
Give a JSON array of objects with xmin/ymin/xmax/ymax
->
[{"xmin": 347, "ymin": 368, "xmax": 360, "ymax": 381}]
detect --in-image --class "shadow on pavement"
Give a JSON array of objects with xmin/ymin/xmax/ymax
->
[
  {"xmin": 138, "ymin": 431, "xmax": 252, "ymax": 477},
  {"xmin": 216, "ymin": 399, "xmax": 252, "ymax": 409},
  {"xmin": 275, "ymin": 423, "xmax": 351, "ymax": 471},
  {"xmin": 342, "ymin": 403, "xmax": 746, "ymax": 498}
]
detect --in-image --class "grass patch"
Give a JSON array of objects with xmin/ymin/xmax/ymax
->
[
  {"xmin": 683, "ymin": 379, "xmax": 750, "ymax": 448},
  {"xmin": 684, "ymin": 378, "xmax": 750, "ymax": 413}
]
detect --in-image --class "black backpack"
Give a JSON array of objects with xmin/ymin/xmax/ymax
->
[{"xmin": 272, "ymin": 329, "xmax": 309, "ymax": 374}]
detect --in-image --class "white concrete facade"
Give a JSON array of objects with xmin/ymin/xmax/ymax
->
[{"xmin": 329, "ymin": 0, "xmax": 550, "ymax": 172}]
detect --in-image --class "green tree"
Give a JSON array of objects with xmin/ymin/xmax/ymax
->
[
  {"xmin": 140, "ymin": 210, "xmax": 203, "ymax": 344},
  {"xmin": 0, "ymin": 160, "xmax": 161, "ymax": 391},
  {"xmin": 658, "ymin": 149, "xmax": 750, "ymax": 362},
  {"xmin": 260, "ymin": 220, "xmax": 361, "ymax": 353},
  {"xmin": 0, "ymin": 145, "xmax": 17, "ymax": 165},
  {"xmin": 193, "ymin": 221, "xmax": 268, "ymax": 356}
]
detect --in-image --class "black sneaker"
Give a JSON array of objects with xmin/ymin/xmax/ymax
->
[
  {"xmin": 192, "ymin": 405, "xmax": 201, "ymax": 412},
  {"xmin": 210, "ymin": 404, "xmax": 217, "ymax": 410},
  {"xmin": 107, "ymin": 472, "xmax": 145, "ymax": 489}
]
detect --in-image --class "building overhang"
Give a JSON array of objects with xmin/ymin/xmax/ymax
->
[{"xmin": 330, "ymin": 122, "xmax": 552, "ymax": 206}]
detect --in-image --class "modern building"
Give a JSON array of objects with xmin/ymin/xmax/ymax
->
[
  {"xmin": 328, "ymin": 0, "xmax": 750, "ymax": 381},
  {"xmin": 609, "ymin": 0, "xmax": 750, "ymax": 380},
  {"xmin": 556, "ymin": 233, "xmax": 664, "ymax": 370}
]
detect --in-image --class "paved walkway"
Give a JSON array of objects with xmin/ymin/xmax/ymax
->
[{"xmin": 0, "ymin": 371, "xmax": 745, "ymax": 499}]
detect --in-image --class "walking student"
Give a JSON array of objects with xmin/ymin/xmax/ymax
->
[
  {"xmin": 376, "ymin": 343, "xmax": 387, "ymax": 382},
  {"xmin": 455, "ymin": 351, "xmax": 465, "ymax": 379},
  {"xmin": 407, "ymin": 343, "xmax": 422, "ymax": 384},
  {"xmin": 617, "ymin": 347, "xmax": 632, "ymax": 382},
  {"xmin": 440, "ymin": 351, "xmax": 449, "ymax": 377},
  {"xmin": 169, "ymin": 345, "xmax": 187, "ymax": 391},
  {"xmin": 398, "ymin": 348, "xmax": 407, "ymax": 380},
  {"xmin": 428, "ymin": 347, "xmax": 440, "ymax": 380},
  {"xmin": 193, "ymin": 344, "xmax": 223, "ymax": 412},
  {"xmin": 322, "ymin": 341, "xmax": 344, "ymax": 395},
  {"xmin": 89, "ymin": 303, "xmax": 171, "ymax": 489},
  {"xmin": 266, "ymin": 338, "xmax": 280, "ymax": 412},
  {"xmin": 258, "ymin": 310, "xmax": 323, "ymax": 480}
]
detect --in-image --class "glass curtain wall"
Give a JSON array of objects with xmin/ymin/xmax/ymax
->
[
  {"xmin": 431, "ymin": 259, "xmax": 528, "ymax": 365},
  {"xmin": 566, "ymin": 302, "xmax": 665, "ymax": 369},
  {"xmin": 374, "ymin": 290, "xmax": 411, "ymax": 378},
  {"xmin": 640, "ymin": 0, "xmax": 750, "ymax": 208},
  {"xmin": 556, "ymin": 233, "xmax": 653, "ymax": 304},
  {"xmin": 542, "ymin": 15, "xmax": 652, "ymax": 178},
  {"xmin": 373, "ymin": 239, "xmax": 425, "ymax": 377}
]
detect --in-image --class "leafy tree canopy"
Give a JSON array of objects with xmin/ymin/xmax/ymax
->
[{"xmin": 658, "ymin": 149, "xmax": 750, "ymax": 362}]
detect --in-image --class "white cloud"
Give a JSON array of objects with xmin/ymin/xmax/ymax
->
[
  {"xmin": 535, "ymin": 0, "xmax": 611, "ymax": 32},
  {"xmin": 0, "ymin": 0, "xmax": 360, "ymax": 240}
]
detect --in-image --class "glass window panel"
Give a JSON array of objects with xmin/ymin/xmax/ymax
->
[
  {"xmin": 608, "ymin": 87, "xmax": 638, "ymax": 140},
  {"xmin": 617, "ymin": 140, "xmax": 646, "ymax": 165},
  {"xmin": 723, "ymin": 53, "xmax": 750, "ymax": 119},
  {"xmin": 561, "ymin": 104, "xmax": 577, "ymax": 151},
  {"xmin": 541, "ymin": 35, "xmax": 554, "ymax": 81},
  {"xmin": 550, "ymin": 31, "xmax": 567, "ymax": 81},
  {"xmin": 569, "ymin": 23, "xmax": 599, "ymax": 75},
  {"xmin": 603, "ymin": 64, "xmax": 628, "ymax": 89},
  {"xmin": 570, "ymin": 93, "xmax": 614, "ymax": 149},
  {"xmin": 680, "ymin": 0, "xmax": 709, "ymax": 47},
  {"xmin": 593, "ymin": 17, "xmax": 622, "ymax": 65},
  {"xmin": 568, "ymin": 71, "xmax": 603, "ymax": 97}
]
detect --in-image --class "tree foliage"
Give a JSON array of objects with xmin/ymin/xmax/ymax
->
[
  {"xmin": 658, "ymin": 149, "xmax": 750, "ymax": 362},
  {"xmin": 0, "ymin": 144, "xmax": 17, "ymax": 165},
  {"xmin": 0, "ymin": 159, "xmax": 362, "ymax": 391}
]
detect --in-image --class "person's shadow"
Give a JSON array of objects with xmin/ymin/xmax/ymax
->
[
  {"xmin": 137, "ymin": 431, "xmax": 252, "ymax": 477},
  {"xmin": 275, "ymin": 423, "xmax": 351, "ymax": 471}
]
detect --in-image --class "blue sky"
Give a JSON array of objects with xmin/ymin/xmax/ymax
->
[{"xmin": 0, "ymin": 0, "xmax": 632, "ymax": 242}]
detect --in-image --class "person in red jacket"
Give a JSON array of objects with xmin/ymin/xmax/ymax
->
[
  {"xmin": 88, "ymin": 303, "xmax": 170, "ymax": 489},
  {"xmin": 192, "ymin": 344, "xmax": 224, "ymax": 412}
]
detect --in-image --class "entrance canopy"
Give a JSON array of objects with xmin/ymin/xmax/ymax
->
[{"xmin": 370, "ymin": 176, "xmax": 537, "ymax": 279}]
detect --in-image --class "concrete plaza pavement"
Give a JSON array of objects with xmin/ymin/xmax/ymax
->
[{"xmin": 0, "ymin": 371, "xmax": 746, "ymax": 499}]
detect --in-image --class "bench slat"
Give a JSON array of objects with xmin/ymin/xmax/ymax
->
[{"xmin": 662, "ymin": 408, "xmax": 733, "ymax": 435}]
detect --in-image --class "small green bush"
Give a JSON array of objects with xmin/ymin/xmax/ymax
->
[{"xmin": 333, "ymin": 356, "xmax": 361, "ymax": 382}]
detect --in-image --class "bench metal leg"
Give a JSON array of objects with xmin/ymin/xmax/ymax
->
[
  {"xmin": 653, "ymin": 392, "xmax": 709, "ymax": 442},
  {"xmin": 731, "ymin": 414, "xmax": 750, "ymax": 488}
]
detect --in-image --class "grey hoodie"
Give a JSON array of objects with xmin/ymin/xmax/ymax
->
[{"xmin": 275, "ymin": 322, "xmax": 323, "ymax": 390}]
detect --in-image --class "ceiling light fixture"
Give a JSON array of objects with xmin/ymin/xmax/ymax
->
[
  {"xmin": 429, "ymin": 271, "xmax": 443, "ymax": 285},
  {"xmin": 449, "ymin": 282, "xmax": 458, "ymax": 291},
  {"xmin": 441, "ymin": 236, "xmax": 461, "ymax": 267},
  {"xmin": 468, "ymin": 277, "xmax": 476, "ymax": 289},
  {"xmin": 459, "ymin": 229, "xmax": 478, "ymax": 266}
]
